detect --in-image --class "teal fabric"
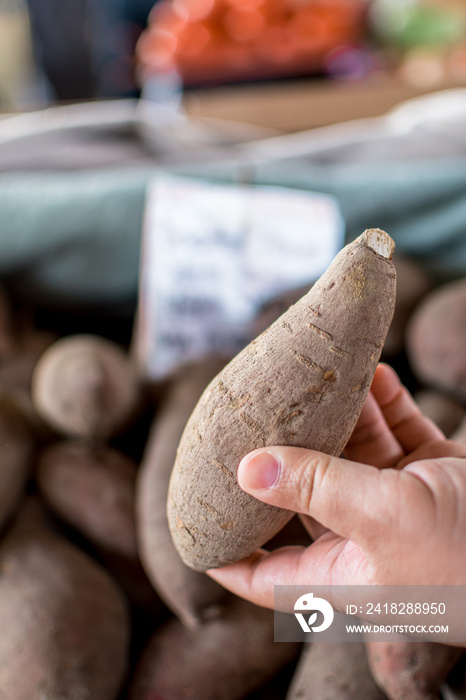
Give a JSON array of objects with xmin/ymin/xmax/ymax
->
[
  {"xmin": 0, "ymin": 169, "xmax": 152, "ymax": 307},
  {"xmin": 1, "ymin": 157, "xmax": 466, "ymax": 309}
]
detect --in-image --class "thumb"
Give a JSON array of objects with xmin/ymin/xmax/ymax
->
[{"xmin": 238, "ymin": 446, "xmax": 396, "ymax": 542}]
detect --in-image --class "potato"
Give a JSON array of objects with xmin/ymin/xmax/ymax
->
[
  {"xmin": 31, "ymin": 334, "xmax": 141, "ymax": 439},
  {"xmin": 36, "ymin": 441, "xmax": 139, "ymax": 558},
  {"xmin": 0, "ymin": 499, "xmax": 130, "ymax": 700},
  {"xmin": 451, "ymin": 415, "xmax": 466, "ymax": 444},
  {"xmin": 137, "ymin": 360, "xmax": 230, "ymax": 628},
  {"xmin": 36, "ymin": 441, "xmax": 162, "ymax": 613},
  {"xmin": 366, "ymin": 640, "xmax": 463, "ymax": 700},
  {"xmin": 414, "ymin": 390, "xmax": 464, "ymax": 437},
  {"xmin": 287, "ymin": 642, "xmax": 386, "ymax": 699},
  {"xmin": 407, "ymin": 279, "xmax": 466, "ymax": 401},
  {"xmin": 382, "ymin": 254, "xmax": 432, "ymax": 359},
  {"xmin": 128, "ymin": 595, "xmax": 301, "ymax": 700},
  {"xmin": 0, "ymin": 397, "xmax": 34, "ymax": 532},
  {"xmin": 168, "ymin": 229, "xmax": 396, "ymax": 570}
]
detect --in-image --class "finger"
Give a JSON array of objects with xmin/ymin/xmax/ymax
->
[
  {"xmin": 398, "ymin": 439, "xmax": 466, "ymax": 469},
  {"xmin": 344, "ymin": 388, "xmax": 404, "ymax": 468},
  {"xmin": 208, "ymin": 534, "xmax": 362, "ymax": 611},
  {"xmin": 299, "ymin": 513, "xmax": 328, "ymax": 540},
  {"xmin": 371, "ymin": 364, "xmax": 445, "ymax": 452},
  {"xmin": 237, "ymin": 446, "xmax": 397, "ymax": 541}
]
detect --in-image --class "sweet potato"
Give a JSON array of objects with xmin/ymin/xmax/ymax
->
[
  {"xmin": 0, "ymin": 499, "xmax": 130, "ymax": 700},
  {"xmin": 0, "ymin": 397, "xmax": 34, "ymax": 532},
  {"xmin": 451, "ymin": 415, "xmax": 466, "ymax": 445},
  {"xmin": 36, "ymin": 441, "xmax": 139, "ymax": 557},
  {"xmin": 287, "ymin": 642, "xmax": 386, "ymax": 700},
  {"xmin": 407, "ymin": 279, "xmax": 466, "ymax": 401},
  {"xmin": 414, "ymin": 390, "xmax": 464, "ymax": 438},
  {"xmin": 168, "ymin": 229, "xmax": 396, "ymax": 570},
  {"xmin": 35, "ymin": 440, "xmax": 162, "ymax": 613},
  {"xmin": 31, "ymin": 334, "xmax": 141, "ymax": 439},
  {"xmin": 128, "ymin": 595, "xmax": 301, "ymax": 700},
  {"xmin": 137, "ymin": 360, "xmax": 230, "ymax": 628},
  {"xmin": 366, "ymin": 639, "xmax": 463, "ymax": 700}
]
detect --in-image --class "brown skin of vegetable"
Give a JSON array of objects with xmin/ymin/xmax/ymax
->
[
  {"xmin": 168, "ymin": 229, "xmax": 397, "ymax": 571},
  {"xmin": 137, "ymin": 360, "xmax": 231, "ymax": 628},
  {"xmin": 366, "ymin": 640, "xmax": 463, "ymax": 700},
  {"xmin": 31, "ymin": 334, "xmax": 141, "ymax": 440},
  {"xmin": 36, "ymin": 441, "xmax": 162, "ymax": 614},
  {"xmin": 0, "ymin": 499, "xmax": 130, "ymax": 700},
  {"xmin": 128, "ymin": 595, "xmax": 301, "ymax": 700},
  {"xmin": 0, "ymin": 398, "xmax": 34, "ymax": 533},
  {"xmin": 36, "ymin": 441, "xmax": 139, "ymax": 558},
  {"xmin": 287, "ymin": 642, "xmax": 387, "ymax": 700},
  {"xmin": 414, "ymin": 390, "xmax": 464, "ymax": 438},
  {"xmin": 407, "ymin": 279, "xmax": 466, "ymax": 401},
  {"xmin": 451, "ymin": 415, "xmax": 466, "ymax": 445}
]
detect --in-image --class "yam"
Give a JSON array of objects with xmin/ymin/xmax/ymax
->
[
  {"xmin": 31, "ymin": 334, "xmax": 141, "ymax": 439},
  {"xmin": 168, "ymin": 229, "xmax": 396, "ymax": 570},
  {"xmin": 35, "ymin": 441, "xmax": 162, "ymax": 613},
  {"xmin": 414, "ymin": 390, "xmax": 464, "ymax": 438},
  {"xmin": 287, "ymin": 642, "xmax": 386, "ymax": 700},
  {"xmin": 137, "ymin": 360, "xmax": 230, "ymax": 628},
  {"xmin": 36, "ymin": 441, "xmax": 139, "ymax": 558},
  {"xmin": 451, "ymin": 415, "xmax": 466, "ymax": 445},
  {"xmin": 0, "ymin": 499, "xmax": 130, "ymax": 700},
  {"xmin": 366, "ymin": 639, "xmax": 463, "ymax": 700},
  {"xmin": 128, "ymin": 595, "xmax": 300, "ymax": 700},
  {"xmin": 407, "ymin": 279, "xmax": 466, "ymax": 401}
]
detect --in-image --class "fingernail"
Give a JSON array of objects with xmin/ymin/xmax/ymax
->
[{"xmin": 240, "ymin": 451, "xmax": 280, "ymax": 490}]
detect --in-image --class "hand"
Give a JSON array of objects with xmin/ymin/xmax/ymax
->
[{"xmin": 207, "ymin": 364, "xmax": 466, "ymax": 610}]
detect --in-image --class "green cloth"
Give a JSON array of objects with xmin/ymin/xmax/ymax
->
[{"xmin": 1, "ymin": 156, "xmax": 466, "ymax": 309}]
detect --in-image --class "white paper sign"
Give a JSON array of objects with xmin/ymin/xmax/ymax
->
[{"xmin": 136, "ymin": 175, "xmax": 344, "ymax": 380}]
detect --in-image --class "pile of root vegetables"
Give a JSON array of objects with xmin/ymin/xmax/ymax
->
[{"xmin": 0, "ymin": 229, "xmax": 466, "ymax": 699}]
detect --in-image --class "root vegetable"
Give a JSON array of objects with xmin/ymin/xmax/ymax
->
[
  {"xmin": 287, "ymin": 642, "xmax": 386, "ymax": 699},
  {"xmin": 414, "ymin": 390, "xmax": 464, "ymax": 438},
  {"xmin": 128, "ymin": 596, "xmax": 300, "ymax": 700},
  {"xmin": 0, "ymin": 499, "xmax": 130, "ymax": 700},
  {"xmin": 137, "ymin": 360, "xmax": 230, "ymax": 628},
  {"xmin": 451, "ymin": 415, "xmax": 466, "ymax": 445},
  {"xmin": 168, "ymin": 229, "xmax": 396, "ymax": 570},
  {"xmin": 31, "ymin": 334, "xmax": 141, "ymax": 439},
  {"xmin": 36, "ymin": 441, "xmax": 139, "ymax": 558},
  {"xmin": 35, "ymin": 441, "xmax": 162, "ymax": 613},
  {"xmin": 366, "ymin": 640, "xmax": 463, "ymax": 700},
  {"xmin": 407, "ymin": 279, "xmax": 466, "ymax": 401}
]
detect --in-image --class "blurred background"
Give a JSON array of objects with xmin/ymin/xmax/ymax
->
[{"xmin": 2, "ymin": 0, "xmax": 466, "ymax": 118}]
